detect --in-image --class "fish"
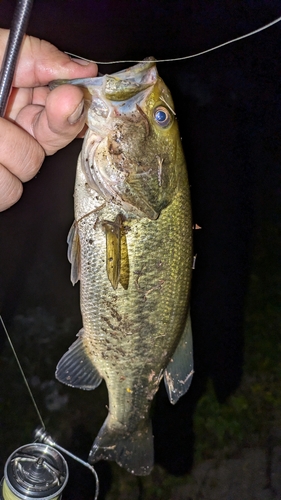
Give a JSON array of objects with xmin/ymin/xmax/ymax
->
[{"xmin": 52, "ymin": 57, "xmax": 193, "ymax": 475}]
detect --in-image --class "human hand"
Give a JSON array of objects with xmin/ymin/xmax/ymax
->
[{"xmin": 0, "ymin": 29, "xmax": 98, "ymax": 211}]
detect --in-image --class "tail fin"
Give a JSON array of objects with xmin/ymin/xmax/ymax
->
[{"xmin": 89, "ymin": 415, "xmax": 154, "ymax": 475}]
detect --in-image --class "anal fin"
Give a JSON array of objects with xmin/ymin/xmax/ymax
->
[
  {"xmin": 164, "ymin": 311, "xmax": 194, "ymax": 404},
  {"xmin": 56, "ymin": 329, "xmax": 102, "ymax": 390}
]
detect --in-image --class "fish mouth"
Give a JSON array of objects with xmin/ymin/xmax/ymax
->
[
  {"xmin": 103, "ymin": 57, "xmax": 157, "ymax": 101},
  {"xmin": 50, "ymin": 57, "xmax": 157, "ymax": 98},
  {"xmin": 50, "ymin": 57, "xmax": 158, "ymax": 132}
]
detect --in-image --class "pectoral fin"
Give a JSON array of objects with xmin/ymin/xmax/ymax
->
[
  {"xmin": 164, "ymin": 311, "xmax": 194, "ymax": 404},
  {"xmin": 67, "ymin": 222, "xmax": 81, "ymax": 285},
  {"xmin": 56, "ymin": 329, "xmax": 103, "ymax": 390}
]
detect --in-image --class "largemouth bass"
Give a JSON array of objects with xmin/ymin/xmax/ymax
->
[{"xmin": 53, "ymin": 58, "xmax": 193, "ymax": 475}]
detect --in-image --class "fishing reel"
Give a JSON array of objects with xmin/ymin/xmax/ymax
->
[
  {"xmin": 0, "ymin": 442, "xmax": 68, "ymax": 500},
  {"xmin": 0, "ymin": 428, "xmax": 99, "ymax": 500}
]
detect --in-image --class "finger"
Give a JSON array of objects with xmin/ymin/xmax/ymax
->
[
  {"xmin": 0, "ymin": 164, "xmax": 23, "ymax": 211},
  {"xmin": 0, "ymin": 118, "xmax": 44, "ymax": 180},
  {"xmin": 6, "ymin": 86, "xmax": 52, "ymax": 122},
  {"xmin": 5, "ymin": 87, "xmax": 33, "ymax": 121},
  {"xmin": 15, "ymin": 85, "xmax": 87, "ymax": 155},
  {"xmin": 0, "ymin": 30, "xmax": 98, "ymax": 87}
]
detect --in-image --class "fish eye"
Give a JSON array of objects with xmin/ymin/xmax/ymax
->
[{"xmin": 153, "ymin": 106, "xmax": 171, "ymax": 128}]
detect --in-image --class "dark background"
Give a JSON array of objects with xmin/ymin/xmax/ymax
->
[{"xmin": 0, "ymin": 1, "xmax": 280, "ymax": 498}]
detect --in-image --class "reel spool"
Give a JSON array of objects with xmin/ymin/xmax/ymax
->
[{"xmin": 0, "ymin": 443, "xmax": 68, "ymax": 500}]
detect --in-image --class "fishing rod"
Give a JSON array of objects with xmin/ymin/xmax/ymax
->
[{"xmin": 0, "ymin": 0, "xmax": 33, "ymax": 117}]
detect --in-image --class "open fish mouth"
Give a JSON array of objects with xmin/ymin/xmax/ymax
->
[
  {"xmin": 49, "ymin": 57, "xmax": 157, "ymax": 103},
  {"xmin": 71, "ymin": 57, "xmax": 158, "ymax": 131}
]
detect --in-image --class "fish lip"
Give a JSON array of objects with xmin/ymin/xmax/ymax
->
[
  {"xmin": 50, "ymin": 57, "xmax": 157, "ymax": 93},
  {"xmin": 110, "ymin": 57, "xmax": 157, "ymax": 89}
]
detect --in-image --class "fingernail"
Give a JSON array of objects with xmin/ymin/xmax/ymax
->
[
  {"xmin": 71, "ymin": 56, "xmax": 91, "ymax": 66},
  {"xmin": 68, "ymin": 99, "xmax": 85, "ymax": 125}
]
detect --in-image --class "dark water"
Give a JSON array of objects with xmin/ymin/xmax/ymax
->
[{"xmin": 0, "ymin": 1, "xmax": 281, "ymax": 498}]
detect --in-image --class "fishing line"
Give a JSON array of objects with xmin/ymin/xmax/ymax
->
[
  {"xmin": 65, "ymin": 14, "xmax": 281, "ymax": 65},
  {"xmin": 0, "ymin": 314, "xmax": 45, "ymax": 429},
  {"xmin": 0, "ymin": 314, "xmax": 100, "ymax": 500}
]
